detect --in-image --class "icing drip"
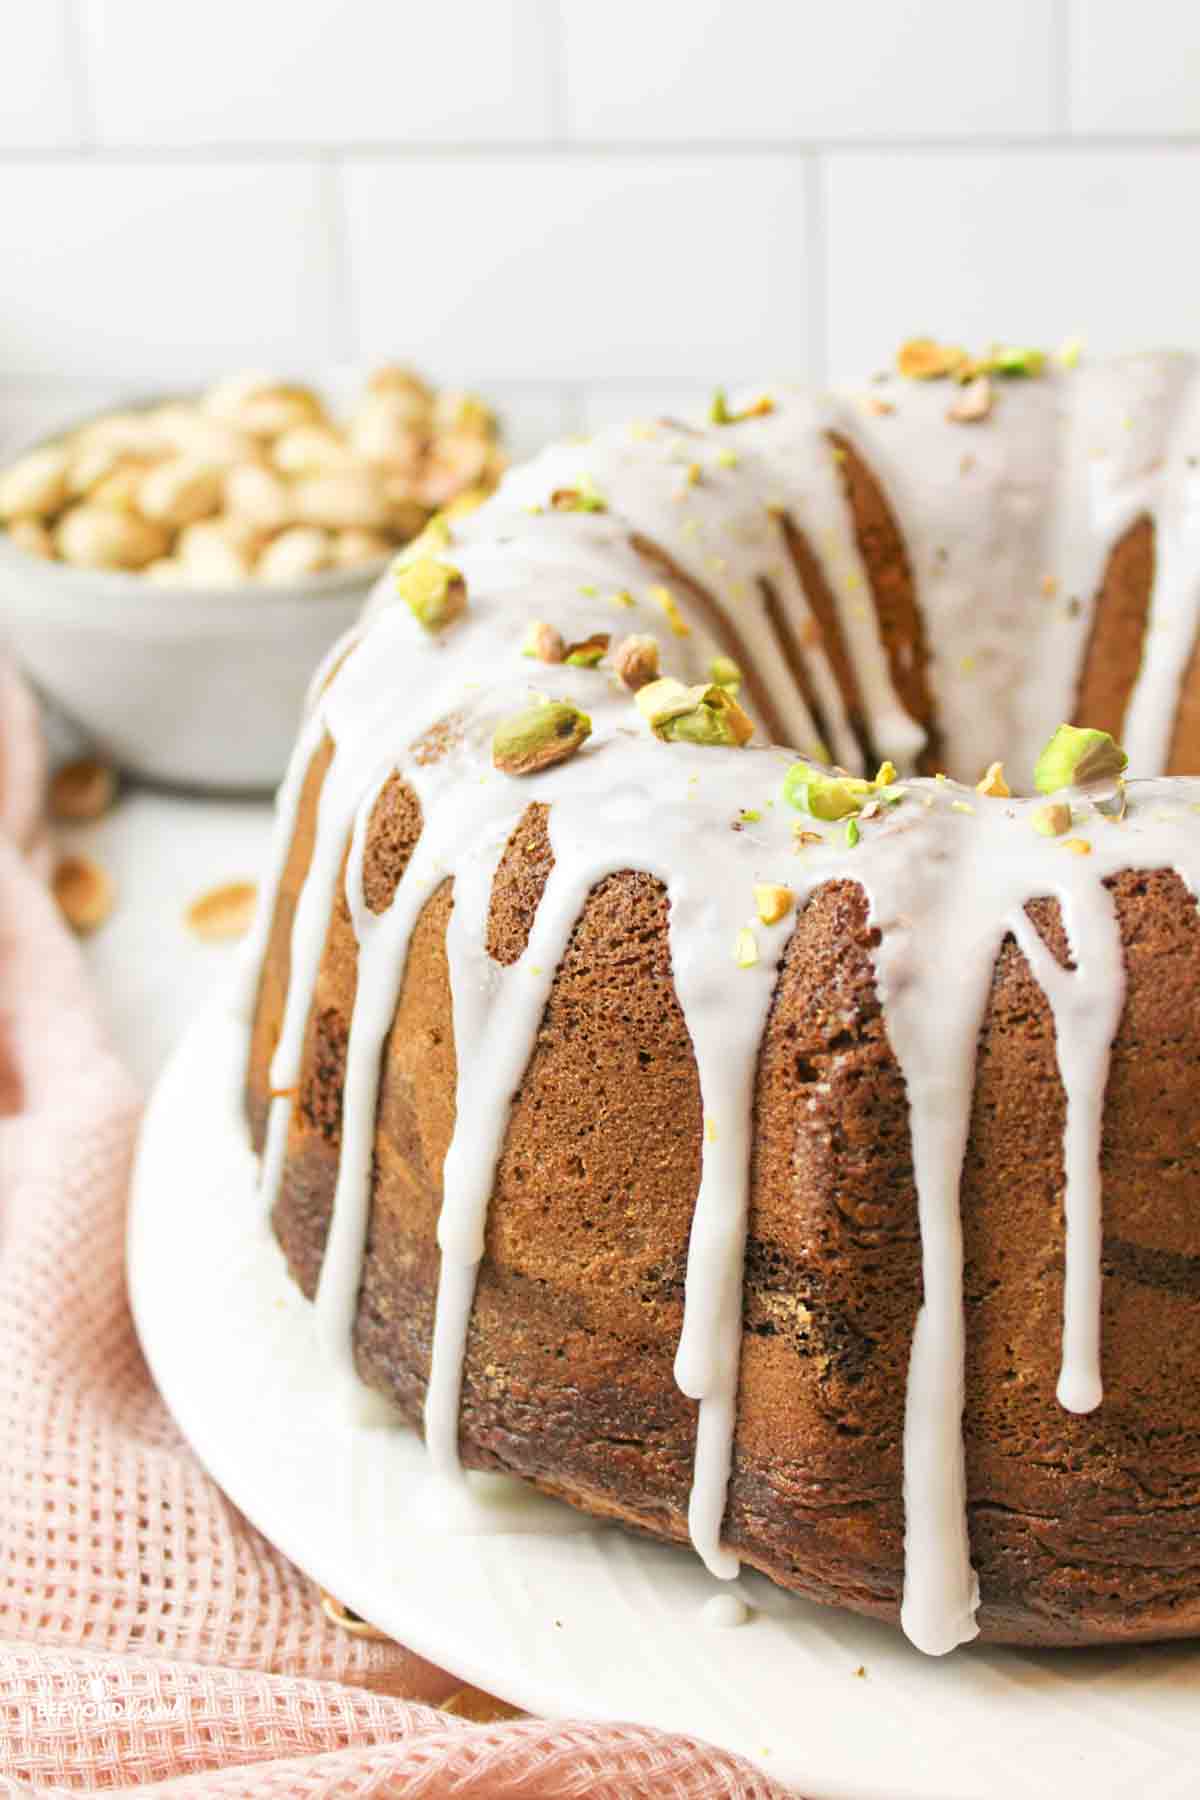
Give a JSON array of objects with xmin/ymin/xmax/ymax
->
[
  {"xmin": 248, "ymin": 355, "xmax": 1200, "ymax": 1656},
  {"xmin": 426, "ymin": 854, "xmax": 596, "ymax": 1475},
  {"xmin": 670, "ymin": 894, "xmax": 778, "ymax": 1581},
  {"xmin": 1009, "ymin": 887, "xmax": 1125, "ymax": 1415}
]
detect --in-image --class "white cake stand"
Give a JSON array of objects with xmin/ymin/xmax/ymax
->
[{"xmin": 128, "ymin": 1005, "xmax": 1200, "ymax": 1800}]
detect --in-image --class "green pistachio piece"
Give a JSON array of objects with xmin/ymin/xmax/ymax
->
[
  {"xmin": 395, "ymin": 556, "xmax": 466, "ymax": 631},
  {"xmin": 709, "ymin": 655, "xmax": 742, "ymax": 693},
  {"xmin": 990, "ymin": 345, "xmax": 1046, "ymax": 378},
  {"xmin": 396, "ymin": 512, "xmax": 452, "ymax": 565},
  {"xmin": 1032, "ymin": 801, "xmax": 1072, "ymax": 837},
  {"xmin": 564, "ymin": 631, "xmax": 610, "ymax": 668},
  {"xmin": 635, "ymin": 676, "xmax": 754, "ymax": 748},
  {"xmin": 782, "ymin": 759, "xmax": 872, "ymax": 821},
  {"xmin": 845, "ymin": 817, "xmax": 860, "ymax": 848},
  {"xmin": 522, "ymin": 619, "xmax": 565, "ymax": 663},
  {"xmin": 1034, "ymin": 724, "xmax": 1128, "ymax": 793},
  {"xmin": 492, "ymin": 699, "xmax": 591, "ymax": 776},
  {"xmin": 550, "ymin": 474, "xmax": 606, "ymax": 513},
  {"xmin": 613, "ymin": 633, "xmax": 660, "ymax": 691},
  {"xmin": 708, "ymin": 388, "xmax": 775, "ymax": 426}
]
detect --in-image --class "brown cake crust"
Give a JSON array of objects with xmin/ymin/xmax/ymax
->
[{"xmin": 247, "ymin": 743, "xmax": 1200, "ymax": 1647}]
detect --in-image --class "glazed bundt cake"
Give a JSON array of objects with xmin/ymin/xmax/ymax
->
[{"xmin": 242, "ymin": 348, "xmax": 1200, "ymax": 1656}]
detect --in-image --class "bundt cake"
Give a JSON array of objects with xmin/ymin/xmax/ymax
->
[{"xmin": 241, "ymin": 348, "xmax": 1200, "ymax": 1656}]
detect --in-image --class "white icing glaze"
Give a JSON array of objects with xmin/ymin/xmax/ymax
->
[
  {"xmin": 701, "ymin": 1591, "xmax": 752, "ymax": 1628},
  {"xmin": 246, "ymin": 355, "xmax": 1200, "ymax": 1656}
]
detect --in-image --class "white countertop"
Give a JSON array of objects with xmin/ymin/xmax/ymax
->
[{"xmin": 62, "ymin": 788, "xmax": 274, "ymax": 1090}]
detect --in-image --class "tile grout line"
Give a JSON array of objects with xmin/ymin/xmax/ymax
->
[
  {"xmin": 805, "ymin": 153, "xmax": 827, "ymax": 388},
  {"xmin": 1053, "ymin": 0, "xmax": 1073, "ymax": 136},
  {"xmin": 1, "ymin": 136, "xmax": 1199, "ymax": 164},
  {"xmin": 319, "ymin": 155, "xmax": 356, "ymax": 365},
  {"xmin": 61, "ymin": 0, "xmax": 96, "ymax": 150},
  {"xmin": 544, "ymin": 1, "xmax": 570, "ymax": 144}
]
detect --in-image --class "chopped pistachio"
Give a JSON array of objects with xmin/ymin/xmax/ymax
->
[
  {"xmin": 1034, "ymin": 724, "xmax": 1128, "ymax": 793},
  {"xmin": 1032, "ymin": 801, "xmax": 1072, "ymax": 837},
  {"xmin": 951, "ymin": 800, "xmax": 975, "ymax": 814},
  {"xmin": 635, "ymin": 677, "xmax": 755, "ymax": 748},
  {"xmin": 709, "ymin": 655, "xmax": 742, "ymax": 692},
  {"xmin": 1062, "ymin": 837, "xmax": 1092, "ymax": 855},
  {"xmin": 397, "ymin": 512, "xmax": 451, "ymax": 564},
  {"xmin": 990, "ymin": 345, "xmax": 1045, "ymax": 378},
  {"xmin": 395, "ymin": 556, "xmax": 467, "ymax": 631},
  {"xmin": 782, "ymin": 760, "xmax": 875, "ymax": 821},
  {"xmin": 704, "ymin": 1115, "xmax": 718, "ymax": 1143},
  {"xmin": 733, "ymin": 926, "xmax": 759, "ymax": 968},
  {"xmin": 550, "ymin": 475, "xmax": 606, "ymax": 513},
  {"xmin": 845, "ymin": 817, "xmax": 860, "ymax": 848},
  {"xmin": 650, "ymin": 583, "xmax": 690, "ymax": 637},
  {"xmin": 492, "ymin": 699, "xmax": 591, "ymax": 776},
  {"xmin": 897, "ymin": 338, "xmax": 969, "ymax": 380},
  {"xmin": 613, "ymin": 632, "xmax": 660, "ymax": 691},
  {"xmin": 564, "ymin": 631, "xmax": 610, "ymax": 668},
  {"xmin": 947, "ymin": 375, "xmax": 993, "ymax": 424},
  {"xmin": 715, "ymin": 447, "xmax": 739, "ymax": 468},
  {"xmin": 610, "ymin": 588, "xmax": 635, "ymax": 608},
  {"xmin": 754, "ymin": 883, "xmax": 794, "ymax": 926},
  {"xmin": 1056, "ymin": 335, "xmax": 1084, "ymax": 370},
  {"xmin": 738, "ymin": 808, "xmax": 761, "ymax": 823},
  {"xmin": 579, "ymin": 582, "xmax": 598, "ymax": 596},
  {"xmin": 522, "ymin": 619, "xmax": 565, "ymax": 663},
  {"xmin": 976, "ymin": 761, "xmax": 1010, "ymax": 798},
  {"xmin": 709, "ymin": 388, "xmax": 775, "ymax": 426},
  {"xmin": 874, "ymin": 760, "xmax": 898, "ymax": 787}
]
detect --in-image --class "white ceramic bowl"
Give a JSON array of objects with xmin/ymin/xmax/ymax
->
[{"xmin": 0, "ymin": 528, "xmax": 373, "ymax": 791}]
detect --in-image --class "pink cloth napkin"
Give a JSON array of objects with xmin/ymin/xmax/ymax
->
[{"xmin": 0, "ymin": 664, "xmax": 797, "ymax": 1798}]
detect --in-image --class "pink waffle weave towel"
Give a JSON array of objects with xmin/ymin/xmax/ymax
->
[{"xmin": 0, "ymin": 662, "xmax": 799, "ymax": 1798}]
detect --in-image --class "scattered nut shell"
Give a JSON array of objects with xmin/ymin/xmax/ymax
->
[
  {"xmin": 53, "ymin": 855, "xmax": 114, "ymax": 934},
  {"xmin": 185, "ymin": 880, "xmax": 258, "ymax": 941},
  {"xmin": 319, "ymin": 1590, "xmax": 391, "ymax": 1640},
  {"xmin": 49, "ymin": 758, "xmax": 117, "ymax": 823},
  {"xmin": 947, "ymin": 376, "xmax": 993, "ymax": 425}
]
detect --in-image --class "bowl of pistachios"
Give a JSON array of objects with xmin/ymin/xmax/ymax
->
[{"xmin": 0, "ymin": 367, "xmax": 504, "ymax": 791}]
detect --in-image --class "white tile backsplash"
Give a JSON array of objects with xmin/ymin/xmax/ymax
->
[
  {"xmin": 82, "ymin": 0, "xmax": 556, "ymax": 145},
  {"xmin": 562, "ymin": 0, "xmax": 1057, "ymax": 141},
  {"xmin": 0, "ymin": 1, "xmax": 1196, "ymax": 435},
  {"xmin": 0, "ymin": 1, "xmax": 80, "ymax": 147},
  {"xmin": 343, "ymin": 155, "xmax": 811, "ymax": 382},
  {"xmin": 1069, "ymin": 0, "xmax": 1200, "ymax": 135},
  {"xmin": 0, "ymin": 164, "xmax": 338, "ymax": 379},
  {"xmin": 823, "ymin": 150, "xmax": 1200, "ymax": 380}
]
